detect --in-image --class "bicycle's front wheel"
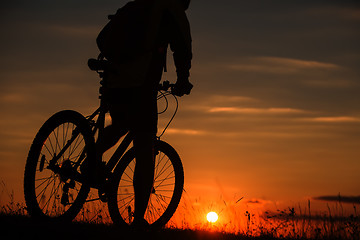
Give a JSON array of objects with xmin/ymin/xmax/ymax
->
[
  {"xmin": 108, "ymin": 140, "xmax": 184, "ymax": 229},
  {"xmin": 24, "ymin": 110, "xmax": 95, "ymax": 221}
]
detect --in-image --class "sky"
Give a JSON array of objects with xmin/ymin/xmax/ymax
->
[{"xmin": 0, "ymin": 0, "xmax": 359, "ymax": 213}]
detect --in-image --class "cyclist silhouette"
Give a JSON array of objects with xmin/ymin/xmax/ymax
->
[{"xmin": 95, "ymin": 0, "xmax": 192, "ymax": 228}]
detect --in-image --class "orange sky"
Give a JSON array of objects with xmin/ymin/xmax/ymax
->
[{"xmin": 1, "ymin": 0, "xmax": 359, "ymax": 213}]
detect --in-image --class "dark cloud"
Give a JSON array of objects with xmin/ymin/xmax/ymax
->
[
  {"xmin": 313, "ymin": 195, "xmax": 360, "ymax": 204},
  {"xmin": 191, "ymin": 1, "xmax": 360, "ymax": 65},
  {"xmin": 1, "ymin": 0, "xmax": 127, "ymax": 24},
  {"xmin": 245, "ymin": 199, "xmax": 262, "ymax": 204}
]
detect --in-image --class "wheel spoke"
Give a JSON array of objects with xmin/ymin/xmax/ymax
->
[
  {"xmin": 154, "ymin": 158, "xmax": 172, "ymax": 182},
  {"xmin": 35, "ymin": 176, "xmax": 54, "ymax": 182},
  {"xmin": 154, "ymin": 152, "xmax": 166, "ymax": 177},
  {"xmin": 119, "ymin": 179, "xmax": 132, "ymax": 184},
  {"xmin": 154, "ymin": 170, "xmax": 174, "ymax": 189},
  {"xmin": 118, "ymin": 196, "xmax": 135, "ymax": 214},
  {"xmin": 36, "ymin": 175, "xmax": 56, "ymax": 199},
  {"xmin": 42, "ymin": 143, "xmax": 54, "ymax": 159},
  {"xmin": 153, "ymin": 193, "xmax": 169, "ymax": 211},
  {"xmin": 69, "ymin": 137, "xmax": 84, "ymax": 159},
  {"xmin": 35, "ymin": 175, "xmax": 54, "ymax": 192},
  {"xmin": 117, "ymin": 193, "xmax": 135, "ymax": 204},
  {"xmin": 68, "ymin": 128, "xmax": 84, "ymax": 159},
  {"xmin": 153, "ymin": 189, "xmax": 174, "ymax": 192},
  {"xmin": 154, "ymin": 176, "xmax": 175, "ymax": 183},
  {"xmin": 47, "ymin": 134, "xmax": 56, "ymax": 157},
  {"xmin": 122, "ymin": 170, "xmax": 134, "ymax": 182},
  {"xmin": 41, "ymin": 178, "xmax": 61, "ymax": 212}
]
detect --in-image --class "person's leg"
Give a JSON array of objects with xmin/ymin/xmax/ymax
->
[
  {"xmin": 131, "ymin": 53, "xmax": 163, "ymax": 224},
  {"xmin": 83, "ymin": 123, "xmax": 126, "ymax": 186},
  {"xmin": 95, "ymin": 122, "xmax": 127, "ymax": 156},
  {"xmin": 96, "ymin": 89, "xmax": 131, "ymax": 156},
  {"xmin": 131, "ymin": 88, "xmax": 158, "ymax": 224},
  {"xmin": 132, "ymin": 131, "xmax": 155, "ymax": 221},
  {"xmin": 84, "ymin": 89, "xmax": 129, "ymax": 184}
]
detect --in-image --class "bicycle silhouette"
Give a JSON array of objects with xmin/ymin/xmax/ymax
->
[{"xmin": 24, "ymin": 55, "xmax": 184, "ymax": 229}]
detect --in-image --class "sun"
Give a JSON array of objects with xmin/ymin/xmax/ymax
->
[{"xmin": 206, "ymin": 211, "xmax": 218, "ymax": 223}]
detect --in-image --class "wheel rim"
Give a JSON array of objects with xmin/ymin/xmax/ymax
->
[
  {"xmin": 34, "ymin": 122, "xmax": 87, "ymax": 217},
  {"xmin": 116, "ymin": 149, "xmax": 177, "ymax": 225}
]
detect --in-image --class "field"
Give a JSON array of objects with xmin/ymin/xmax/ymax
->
[
  {"xmin": 1, "ymin": 213, "xmax": 243, "ymax": 240},
  {"xmin": 1, "ymin": 186, "xmax": 359, "ymax": 240}
]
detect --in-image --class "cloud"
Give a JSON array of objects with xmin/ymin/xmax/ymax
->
[
  {"xmin": 0, "ymin": 93, "xmax": 29, "ymax": 104},
  {"xmin": 227, "ymin": 56, "xmax": 341, "ymax": 75},
  {"xmin": 207, "ymin": 95, "xmax": 257, "ymax": 104},
  {"xmin": 302, "ymin": 116, "xmax": 360, "ymax": 123},
  {"xmin": 302, "ymin": 79, "xmax": 354, "ymax": 88},
  {"xmin": 165, "ymin": 128, "xmax": 206, "ymax": 136},
  {"xmin": 243, "ymin": 198, "xmax": 273, "ymax": 207},
  {"xmin": 208, "ymin": 107, "xmax": 306, "ymax": 115},
  {"xmin": 178, "ymin": 94, "xmax": 259, "ymax": 113},
  {"xmin": 245, "ymin": 199, "xmax": 262, "ymax": 204},
  {"xmin": 259, "ymin": 57, "xmax": 341, "ymax": 69},
  {"xmin": 313, "ymin": 195, "xmax": 360, "ymax": 204}
]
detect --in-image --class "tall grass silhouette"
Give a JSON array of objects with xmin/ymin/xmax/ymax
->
[
  {"xmin": 1, "ymin": 181, "xmax": 359, "ymax": 239},
  {"xmin": 162, "ymin": 191, "xmax": 360, "ymax": 239}
]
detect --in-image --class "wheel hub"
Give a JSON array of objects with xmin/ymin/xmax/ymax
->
[{"xmin": 60, "ymin": 160, "xmax": 75, "ymax": 182}]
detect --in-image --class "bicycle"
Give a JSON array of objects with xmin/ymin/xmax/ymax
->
[{"xmin": 24, "ymin": 55, "xmax": 184, "ymax": 229}]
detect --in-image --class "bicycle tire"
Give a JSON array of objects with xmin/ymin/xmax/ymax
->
[
  {"xmin": 24, "ymin": 110, "xmax": 95, "ymax": 221},
  {"xmin": 108, "ymin": 140, "xmax": 184, "ymax": 229}
]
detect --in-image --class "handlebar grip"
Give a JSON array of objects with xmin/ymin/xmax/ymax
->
[{"xmin": 162, "ymin": 80, "xmax": 170, "ymax": 90}]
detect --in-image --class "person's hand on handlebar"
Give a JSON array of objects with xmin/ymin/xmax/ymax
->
[{"xmin": 172, "ymin": 78, "xmax": 193, "ymax": 96}]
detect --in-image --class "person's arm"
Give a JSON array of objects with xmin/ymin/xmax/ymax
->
[
  {"xmin": 167, "ymin": 0, "xmax": 193, "ymax": 96},
  {"xmin": 169, "ymin": 14, "xmax": 192, "ymax": 79}
]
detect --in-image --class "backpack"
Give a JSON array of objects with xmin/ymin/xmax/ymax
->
[{"xmin": 96, "ymin": 1, "xmax": 152, "ymax": 63}]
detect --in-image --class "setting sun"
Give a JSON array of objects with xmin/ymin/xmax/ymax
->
[{"xmin": 206, "ymin": 212, "xmax": 219, "ymax": 223}]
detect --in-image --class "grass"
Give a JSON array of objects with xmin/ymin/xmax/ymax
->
[
  {"xmin": 0, "ymin": 214, "xmax": 269, "ymax": 240},
  {"xmin": 171, "ymin": 195, "xmax": 360, "ymax": 240},
  {"xmin": 1, "ymin": 181, "xmax": 359, "ymax": 240}
]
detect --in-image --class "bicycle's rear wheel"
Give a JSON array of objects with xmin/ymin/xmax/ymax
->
[
  {"xmin": 108, "ymin": 140, "xmax": 184, "ymax": 229},
  {"xmin": 24, "ymin": 110, "xmax": 95, "ymax": 221}
]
